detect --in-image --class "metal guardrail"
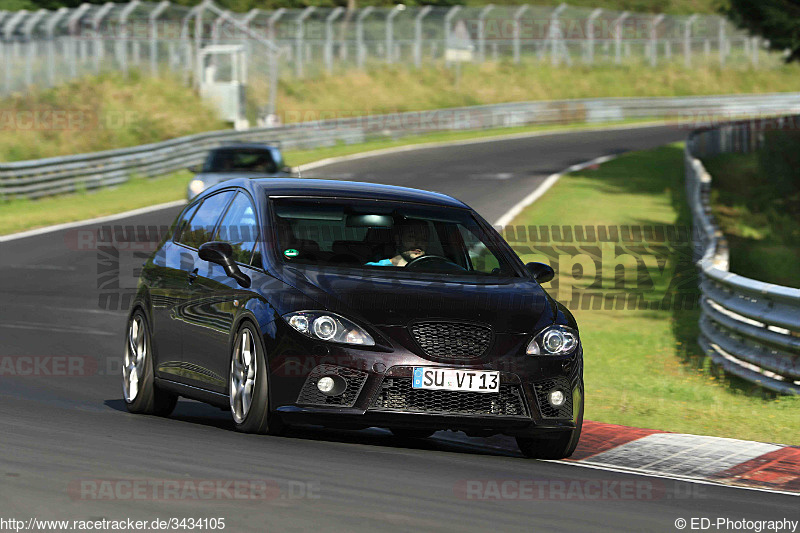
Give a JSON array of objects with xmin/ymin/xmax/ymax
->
[
  {"xmin": 4, "ymin": 92, "xmax": 800, "ymax": 199},
  {"xmin": 686, "ymin": 118, "xmax": 800, "ymax": 395}
]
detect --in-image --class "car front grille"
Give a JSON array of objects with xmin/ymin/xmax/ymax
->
[
  {"xmin": 533, "ymin": 377, "xmax": 573, "ymax": 419},
  {"xmin": 370, "ymin": 377, "xmax": 528, "ymax": 417},
  {"xmin": 296, "ymin": 365, "xmax": 369, "ymax": 407},
  {"xmin": 409, "ymin": 321, "xmax": 492, "ymax": 359}
]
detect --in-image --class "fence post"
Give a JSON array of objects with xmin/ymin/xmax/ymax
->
[
  {"xmin": 478, "ymin": 4, "xmax": 493, "ymax": 63},
  {"xmin": 717, "ymin": 16, "xmax": 726, "ymax": 67},
  {"xmin": 3, "ymin": 10, "xmax": 29, "ymax": 93},
  {"xmin": 444, "ymin": 6, "xmax": 462, "ymax": 65},
  {"xmin": 356, "ymin": 6, "xmax": 374, "ymax": 69},
  {"xmin": 386, "ymin": 4, "xmax": 405, "ymax": 64},
  {"xmin": 324, "ymin": 7, "xmax": 343, "ymax": 73},
  {"xmin": 585, "ymin": 8, "xmax": 601, "ymax": 64},
  {"xmin": 613, "ymin": 11, "xmax": 628, "ymax": 65},
  {"xmin": 294, "ymin": 6, "xmax": 315, "ymax": 78},
  {"xmin": 549, "ymin": 3, "xmax": 568, "ymax": 66},
  {"xmin": 45, "ymin": 8, "xmax": 69, "ymax": 87},
  {"xmin": 684, "ymin": 14, "xmax": 697, "ymax": 68},
  {"xmin": 89, "ymin": 2, "xmax": 112, "ymax": 74},
  {"xmin": 67, "ymin": 4, "xmax": 90, "ymax": 79},
  {"xmin": 650, "ymin": 14, "xmax": 663, "ymax": 67},
  {"xmin": 413, "ymin": 5, "xmax": 431, "ymax": 67},
  {"xmin": 512, "ymin": 4, "xmax": 529, "ymax": 64},
  {"xmin": 118, "ymin": 0, "xmax": 141, "ymax": 75},
  {"xmin": 22, "ymin": 9, "xmax": 47, "ymax": 87},
  {"xmin": 149, "ymin": 1, "xmax": 170, "ymax": 76},
  {"xmin": 751, "ymin": 36, "xmax": 759, "ymax": 67}
]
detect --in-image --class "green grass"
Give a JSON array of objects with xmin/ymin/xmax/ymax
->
[
  {"xmin": 507, "ymin": 143, "xmax": 799, "ymax": 444},
  {"xmin": 272, "ymin": 62, "xmax": 799, "ymax": 122},
  {"xmin": 701, "ymin": 150, "xmax": 800, "ymax": 287},
  {"xmin": 0, "ymin": 118, "xmax": 658, "ymax": 236}
]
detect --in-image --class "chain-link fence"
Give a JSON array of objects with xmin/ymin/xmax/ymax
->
[{"xmin": 0, "ymin": 2, "xmax": 770, "ymax": 110}]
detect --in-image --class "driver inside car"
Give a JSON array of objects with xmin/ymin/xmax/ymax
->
[{"xmin": 365, "ymin": 220, "xmax": 429, "ymax": 267}]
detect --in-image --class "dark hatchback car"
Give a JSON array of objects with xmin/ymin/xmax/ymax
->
[
  {"xmin": 124, "ymin": 178, "xmax": 584, "ymax": 459},
  {"xmin": 187, "ymin": 143, "xmax": 292, "ymax": 199}
]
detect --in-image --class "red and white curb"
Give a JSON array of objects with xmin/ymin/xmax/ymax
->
[{"xmin": 437, "ymin": 421, "xmax": 800, "ymax": 494}]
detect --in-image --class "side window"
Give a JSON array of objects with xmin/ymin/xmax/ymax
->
[
  {"xmin": 172, "ymin": 202, "xmax": 200, "ymax": 241},
  {"xmin": 459, "ymin": 225, "xmax": 501, "ymax": 274},
  {"xmin": 214, "ymin": 192, "xmax": 259, "ymax": 265},
  {"xmin": 179, "ymin": 191, "xmax": 235, "ymax": 249}
]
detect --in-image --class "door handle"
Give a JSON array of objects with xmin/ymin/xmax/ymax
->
[{"xmin": 187, "ymin": 268, "xmax": 199, "ymax": 284}]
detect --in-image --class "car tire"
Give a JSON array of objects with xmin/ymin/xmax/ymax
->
[
  {"xmin": 229, "ymin": 321, "xmax": 284, "ymax": 435},
  {"xmin": 516, "ymin": 383, "xmax": 584, "ymax": 460},
  {"xmin": 123, "ymin": 310, "xmax": 178, "ymax": 416},
  {"xmin": 390, "ymin": 428, "xmax": 436, "ymax": 440}
]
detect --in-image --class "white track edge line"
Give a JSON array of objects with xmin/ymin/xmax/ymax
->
[
  {"xmin": 0, "ymin": 200, "xmax": 187, "ymax": 243},
  {"xmin": 493, "ymin": 154, "xmax": 618, "ymax": 226}
]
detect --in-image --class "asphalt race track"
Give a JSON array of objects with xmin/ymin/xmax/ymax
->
[{"xmin": 1, "ymin": 125, "xmax": 796, "ymax": 531}]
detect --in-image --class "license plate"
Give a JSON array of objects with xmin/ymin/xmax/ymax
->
[{"xmin": 412, "ymin": 367, "xmax": 500, "ymax": 393}]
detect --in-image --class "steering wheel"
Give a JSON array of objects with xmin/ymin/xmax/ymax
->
[{"xmin": 404, "ymin": 254, "xmax": 467, "ymax": 272}]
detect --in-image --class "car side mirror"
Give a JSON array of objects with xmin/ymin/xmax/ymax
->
[
  {"xmin": 198, "ymin": 241, "xmax": 251, "ymax": 288},
  {"xmin": 526, "ymin": 262, "xmax": 555, "ymax": 284},
  {"xmin": 188, "ymin": 164, "xmax": 202, "ymax": 174}
]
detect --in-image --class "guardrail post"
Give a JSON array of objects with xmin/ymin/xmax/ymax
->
[
  {"xmin": 512, "ymin": 4, "xmax": 529, "ymax": 64},
  {"xmin": 149, "ymin": 1, "xmax": 170, "ymax": 75},
  {"xmin": 585, "ymin": 8, "xmax": 601, "ymax": 64},
  {"xmin": 413, "ymin": 6, "xmax": 431, "ymax": 67},
  {"xmin": 649, "ymin": 14, "xmax": 663, "ymax": 67},
  {"xmin": 356, "ymin": 6, "xmax": 374, "ymax": 70},
  {"xmin": 444, "ymin": 6, "xmax": 462, "ymax": 65},
  {"xmin": 324, "ymin": 7, "xmax": 343, "ymax": 73},
  {"xmin": 386, "ymin": 4, "xmax": 405, "ymax": 64},
  {"xmin": 684, "ymin": 14, "xmax": 697, "ymax": 68},
  {"xmin": 294, "ymin": 6, "xmax": 315, "ymax": 78},
  {"xmin": 478, "ymin": 4, "xmax": 493, "ymax": 63},
  {"xmin": 613, "ymin": 11, "xmax": 628, "ymax": 65}
]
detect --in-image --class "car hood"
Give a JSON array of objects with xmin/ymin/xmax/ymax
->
[{"xmin": 277, "ymin": 267, "xmax": 555, "ymax": 333}]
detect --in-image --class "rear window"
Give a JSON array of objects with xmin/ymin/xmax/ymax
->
[{"xmin": 204, "ymin": 148, "xmax": 277, "ymax": 173}]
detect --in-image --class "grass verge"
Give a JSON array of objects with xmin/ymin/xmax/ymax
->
[
  {"xmin": 507, "ymin": 142, "xmax": 798, "ymax": 444},
  {"xmin": 0, "ymin": 118, "xmax": 658, "ymax": 236},
  {"xmin": 701, "ymin": 149, "xmax": 800, "ymax": 287}
]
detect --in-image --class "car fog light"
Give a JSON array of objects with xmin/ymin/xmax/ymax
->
[
  {"xmin": 549, "ymin": 389, "xmax": 565, "ymax": 407},
  {"xmin": 317, "ymin": 376, "xmax": 335, "ymax": 393}
]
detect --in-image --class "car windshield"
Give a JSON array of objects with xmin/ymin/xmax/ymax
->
[
  {"xmin": 204, "ymin": 148, "xmax": 277, "ymax": 173},
  {"xmin": 270, "ymin": 197, "xmax": 518, "ymax": 277}
]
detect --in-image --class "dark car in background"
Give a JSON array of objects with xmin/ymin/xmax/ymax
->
[
  {"xmin": 187, "ymin": 143, "xmax": 294, "ymax": 199},
  {"xmin": 125, "ymin": 178, "xmax": 584, "ymax": 459}
]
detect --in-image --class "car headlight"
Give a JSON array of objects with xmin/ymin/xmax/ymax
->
[
  {"xmin": 526, "ymin": 325, "xmax": 578, "ymax": 356},
  {"xmin": 282, "ymin": 311, "xmax": 375, "ymax": 346},
  {"xmin": 188, "ymin": 179, "xmax": 205, "ymax": 196}
]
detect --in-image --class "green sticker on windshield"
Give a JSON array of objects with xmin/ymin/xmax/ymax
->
[{"xmin": 284, "ymin": 248, "xmax": 299, "ymax": 258}]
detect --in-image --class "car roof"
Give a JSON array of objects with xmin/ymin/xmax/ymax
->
[
  {"xmin": 210, "ymin": 143, "xmax": 279, "ymax": 152},
  {"xmin": 250, "ymin": 178, "xmax": 469, "ymax": 209}
]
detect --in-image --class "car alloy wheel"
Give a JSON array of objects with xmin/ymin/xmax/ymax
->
[
  {"xmin": 123, "ymin": 314, "xmax": 147, "ymax": 403},
  {"xmin": 230, "ymin": 328, "xmax": 257, "ymax": 424}
]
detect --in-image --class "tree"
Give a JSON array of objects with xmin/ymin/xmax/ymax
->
[{"xmin": 727, "ymin": 0, "xmax": 800, "ymax": 62}]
